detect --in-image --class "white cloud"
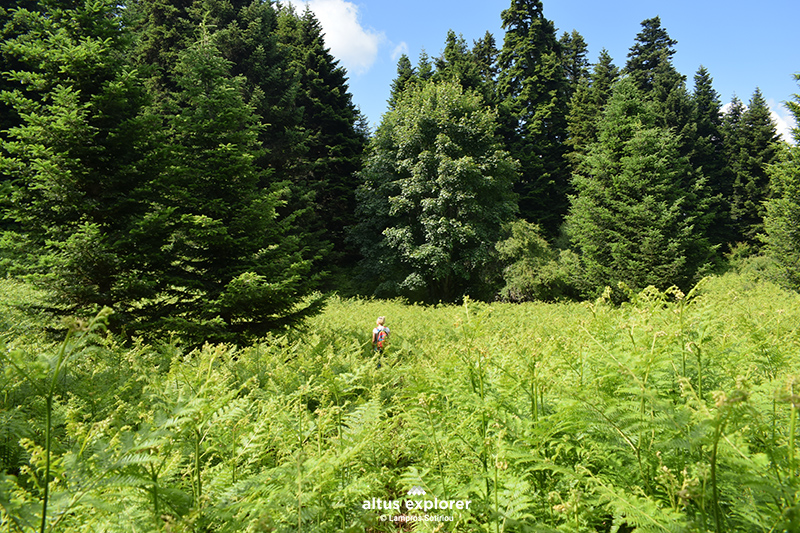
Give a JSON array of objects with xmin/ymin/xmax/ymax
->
[
  {"xmin": 768, "ymin": 99, "xmax": 797, "ymax": 144},
  {"xmin": 287, "ymin": 0, "xmax": 385, "ymax": 75},
  {"xmin": 720, "ymin": 101, "xmax": 736, "ymax": 115},
  {"xmin": 391, "ymin": 42, "xmax": 409, "ymax": 62}
]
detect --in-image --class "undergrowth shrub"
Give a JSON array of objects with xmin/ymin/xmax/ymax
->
[{"xmin": 496, "ymin": 220, "xmax": 583, "ymax": 302}]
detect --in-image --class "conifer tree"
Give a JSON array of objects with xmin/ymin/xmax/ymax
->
[
  {"xmin": 131, "ymin": 33, "xmax": 324, "ymax": 341},
  {"xmin": 625, "ymin": 17, "xmax": 695, "ymax": 155},
  {"xmin": 1, "ymin": 0, "xmax": 42, "ymax": 262},
  {"xmin": 415, "ymin": 49, "xmax": 434, "ymax": 82},
  {"xmin": 0, "ymin": 0, "xmax": 151, "ymax": 295},
  {"xmin": 724, "ymin": 88, "xmax": 781, "ymax": 245},
  {"xmin": 651, "ymin": 55, "xmax": 696, "ymax": 155},
  {"xmin": 388, "ymin": 54, "xmax": 416, "ymax": 108},
  {"xmin": 0, "ymin": 0, "xmax": 37, "ymax": 138},
  {"xmin": 434, "ymin": 30, "xmax": 469, "ymax": 75},
  {"xmin": 719, "ymin": 95, "xmax": 746, "ymax": 248},
  {"xmin": 565, "ymin": 49, "xmax": 618, "ymax": 167},
  {"xmin": 1, "ymin": 1, "xmax": 326, "ymax": 339},
  {"xmin": 472, "ymin": 31, "xmax": 499, "ymax": 90},
  {"xmin": 559, "ymin": 29, "xmax": 590, "ymax": 96},
  {"xmin": 590, "ymin": 50, "xmax": 620, "ymax": 109},
  {"xmin": 389, "ymin": 50, "xmax": 435, "ymax": 103},
  {"xmin": 434, "ymin": 30, "xmax": 487, "ymax": 97},
  {"xmin": 623, "ymin": 16, "xmax": 715, "ymax": 251},
  {"xmin": 130, "ymin": 0, "xmax": 330, "ymax": 321},
  {"xmin": 131, "ymin": 0, "xmax": 304, "ymax": 176},
  {"xmin": 691, "ymin": 66, "xmax": 730, "ymax": 247},
  {"xmin": 720, "ymin": 95, "xmax": 746, "ymax": 172},
  {"xmin": 624, "ymin": 16, "xmax": 677, "ymax": 94},
  {"xmin": 763, "ymin": 74, "xmax": 800, "ymax": 289},
  {"xmin": 565, "ymin": 79, "xmax": 593, "ymax": 169},
  {"xmin": 276, "ymin": 5, "xmax": 367, "ymax": 267},
  {"xmin": 567, "ymin": 78, "xmax": 712, "ymax": 294},
  {"xmin": 126, "ymin": 0, "xmax": 194, "ymax": 96},
  {"xmin": 497, "ymin": 0, "xmax": 570, "ymax": 236},
  {"xmin": 692, "ymin": 67, "xmax": 725, "ymax": 181},
  {"xmin": 558, "ymin": 29, "xmax": 590, "ymax": 172}
]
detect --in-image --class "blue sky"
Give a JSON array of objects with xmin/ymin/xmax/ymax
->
[{"xmin": 285, "ymin": 0, "xmax": 799, "ymax": 141}]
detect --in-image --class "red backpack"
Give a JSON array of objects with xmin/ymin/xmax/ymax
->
[{"xmin": 375, "ymin": 326, "xmax": 388, "ymax": 349}]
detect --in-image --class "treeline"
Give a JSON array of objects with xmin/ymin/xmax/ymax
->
[
  {"xmin": 2, "ymin": 0, "xmax": 800, "ymax": 341},
  {"xmin": 360, "ymin": 1, "xmax": 800, "ymax": 304}
]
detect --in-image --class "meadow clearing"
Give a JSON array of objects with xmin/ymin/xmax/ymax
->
[{"xmin": 1, "ymin": 273, "xmax": 798, "ymax": 532}]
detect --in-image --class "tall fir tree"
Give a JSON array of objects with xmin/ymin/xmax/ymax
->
[
  {"xmin": 567, "ymin": 78, "xmax": 713, "ymax": 295},
  {"xmin": 1, "ymin": 0, "xmax": 44, "ymax": 258},
  {"xmin": 416, "ymin": 49, "xmax": 435, "ymax": 82},
  {"xmin": 720, "ymin": 96, "xmax": 746, "ymax": 177},
  {"xmin": 692, "ymin": 67, "xmax": 725, "ymax": 182},
  {"xmin": 126, "ymin": 0, "xmax": 194, "ymax": 96},
  {"xmin": 624, "ymin": 16, "xmax": 677, "ymax": 94},
  {"xmin": 559, "ymin": 29, "xmax": 590, "ymax": 97},
  {"xmin": 0, "ymin": 0, "xmax": 151, "ymax": 291},
  {"xmin": 2, "ymin": 0, "xmax": 328, "ymax": 339},
  {"xmin": 623, "ymin": 15, "xmax": 715, "ymax": 253},
  {"xmin": 276, "ymin": 5, "xmax": 367, "ymax": 268},
  {"xmin": 434, "ymin": 30, "xmax": 469, "ymax": 77},
  {"xmin": 388, "ymin": 50, "xmax": 436, "ymax": 108},
  {"xmin": 130, "ymin": 0, "xmax": 305, "ymax": 177},
  {"xmin": 724, "ymin": 88, "xmax": 781, "ymax": 246},
  {"xmin": 128, "ymin": 33, "xmax": 324, "ymax": 341},
  {"xmin": 763, "ymin": 74, "xmax": 800, "ymax": 289},
  {"xmin": 625, "ymin": 17, "xmax": 695, "ymax": 156},
  {"xmin": 559, "ymin": 29, "xmax": 591, "ymax": 173},
  {"xmin": 690, "ymin": 66, "xmax": 730, "ymax": 247},
  {"xmin": 130, "ymin": 0, "xmax": 331, "ymax": 307},
  {"xmin": 0, "ymin": 0, "xmax": 41, "ymax": 138},
  {"xmin": 565, "ymin": 49, "xmax": 619, "ymax": 168},
  {"xmin": 472, "ymin": 30, "xmax": 499, "ymax": 92},
  {"xmin": 388, "ymin": 53, "xmax": 416, "ymax": 108},
  {"xmin": 434, "ymin": 30, "xmax": 488, "ymax": 99},
  {"xmin": 497, "ymin": 0, "xmax": 571, "ymax": 237},
  {"xmin": 590, "ymin": 50, "xmax": 620, "ymax": 109}
]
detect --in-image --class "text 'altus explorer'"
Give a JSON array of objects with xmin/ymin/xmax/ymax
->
[{"xmin": 362, "ymin": 497, "xmax": 473, "ymax": 512}]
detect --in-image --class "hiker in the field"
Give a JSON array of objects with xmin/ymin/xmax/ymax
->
[{"xmin": 372, "ymin": 316, "xmax": 390, "ymax": 354}]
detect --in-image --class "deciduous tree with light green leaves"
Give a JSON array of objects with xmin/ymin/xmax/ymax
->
[{"xmin": 352, "ymin": 81, "xmax": 518, "ymax": 303}]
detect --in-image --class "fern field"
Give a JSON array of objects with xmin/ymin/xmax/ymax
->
[{"xmin": 1, "ymin": 274, "xmax": 799, "ymax": 532}]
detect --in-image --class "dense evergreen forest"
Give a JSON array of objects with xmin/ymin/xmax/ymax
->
[
  {"xmin": 1, "ymin": 0, "xmax": 799, "ymax": 340},
  {"xmin": 0, "ymin": 0, "xmax": 370, "ymax": 343}
]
